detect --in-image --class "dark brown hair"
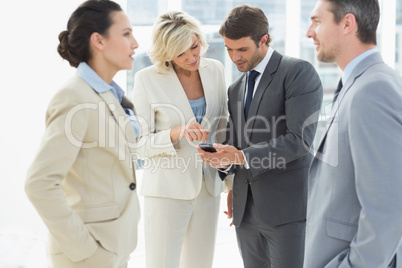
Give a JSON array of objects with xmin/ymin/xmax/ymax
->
[
  {"xmin": 57, "ymin": 0, "xmax": 122, "ymax": 67},
  {"xmin": 325, "ymin": 0, "xmax": 379, "ymax": 45},
  {"xmin": 219, "ymin": 4, "xmax": 271, "ymax": 47}
]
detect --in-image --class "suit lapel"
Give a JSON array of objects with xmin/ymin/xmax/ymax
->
[
  {"xmin": 98, "ymin": 91, "xmax": 136, "ymax": 151},
  {"xmin": 247, "ymin": 50, "xmax": 282, "ymax": 135},
  {"xmin": 154, "ymin": 65, "xmax": 195, "ymax": 123},
  {"xmin": 153, "ymin": 58, "xmax": 215, "ymax": 125},
  {"xmin": 238, "ymin": 75, "xmax": 247, "ymax": 121},
  {"xmin": 315, "ymin": 52, "xmax": 384, "ymax": 154},
  {"xmin": 235, "ymin": 75, "xmax": 247, "ymax": 146},
  {"xmin": 197, "ymin": 59, "xmax": 211, "ymax": 126}
]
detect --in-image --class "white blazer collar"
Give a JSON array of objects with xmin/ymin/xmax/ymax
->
[{"xmin": 154, "ymin": 57, "xmax": 212, "ymax": 125}]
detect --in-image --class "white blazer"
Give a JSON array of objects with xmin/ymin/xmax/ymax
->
[{"xmin": 132, "ymin": 57, "xmax": 231, "ymax": 199}]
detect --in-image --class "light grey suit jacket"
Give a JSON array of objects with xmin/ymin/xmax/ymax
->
[{"xmin": 304, "ymin": 52, "xmax": 402, "ymax": 268}]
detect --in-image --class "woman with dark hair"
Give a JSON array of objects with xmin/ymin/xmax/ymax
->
[{"xmin": 25, "ymin": 1, "xmax": 140, "ymax": 267}]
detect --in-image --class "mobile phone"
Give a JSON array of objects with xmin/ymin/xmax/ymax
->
[{"xmin": 199, "ymin": 143, "xmax": 217, "ymax": 153}]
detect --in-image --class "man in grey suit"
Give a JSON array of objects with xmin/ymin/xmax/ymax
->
[
  {"xmin": 197, "ymin": 5, "xmax": 322, "ymax": 267},
  {"xmin": 304, "ymin": 0, "xmax": 402, "ymax": 267}
]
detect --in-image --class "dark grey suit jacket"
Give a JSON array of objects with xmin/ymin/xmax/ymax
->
[{"xmin": 220, "ymin": 50, "xmax": 323, "ymax": 227}]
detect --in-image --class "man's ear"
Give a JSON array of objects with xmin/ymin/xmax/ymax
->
[
  {"xmin": 90, "ymin": 32, "xmax": 104, "ymax": 50},
  {"xmin": 343, "ymin": 13, "xmax": 357, "ymax": 36},
  {"xmin": 260, "ymin": 35, "xmax": 269, "ymax": 46}
]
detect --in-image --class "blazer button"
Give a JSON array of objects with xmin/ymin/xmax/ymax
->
[{"xmin": 129, "ymin": 183, "xmax": 136, "ymax": 191}]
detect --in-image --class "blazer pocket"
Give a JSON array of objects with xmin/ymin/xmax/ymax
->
[
  {"xmin": 326, "ymin": 218, "xmax": 357, "ymax": 242},
  {"xmin": 84, "ymin": 241, "xmax": 118, "ymax": 266},
  {"xmin": 76, "ymin": 203, "xmax": 120, "ymax": 223}
]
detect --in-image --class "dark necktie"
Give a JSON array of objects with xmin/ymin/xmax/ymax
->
[
  {"xmin": 332, "ymin": 79, "xmax": 343, "ymax": 106},
  {"xmin": 244, "ymin": 70, "xmax": 260, "ymax": 119}
]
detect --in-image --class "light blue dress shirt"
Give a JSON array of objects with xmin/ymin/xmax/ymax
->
[
  {"xmin": 189, "ymin": 96, "xmax": 206, "ymax": 176},
  {"xmin": 77, "ymin": 62, "xmax": 140, "ymax": 137},
  {"xmin": 188, "ymin": 96, "xmax": 206, "ymax": 124},
  {"xmin": 342, "ymin": 48, "xmax": 378, "ymax": 85}
]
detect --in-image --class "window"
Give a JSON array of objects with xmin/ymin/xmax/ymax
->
[
  {"xmin": 126, "ymin": 0, "xmax": 400, "ymax": 165},
  {"xmin": 127, "ymin": 0, "xmax": 399, "ymax": 96},
  {"xmin": 396, "ymin": 0, "xmax": 402, "ymax": 74}
]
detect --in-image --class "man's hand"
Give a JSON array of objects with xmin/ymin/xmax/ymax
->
[{"xmin": 196, "ymin": 143, "xmax": 245, "ymax": 169}]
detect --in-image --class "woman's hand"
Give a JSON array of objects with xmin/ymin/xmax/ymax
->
[
  {"xmin": 170, "ymin": 122, "xmax": 209, "ymax": 143},
  {"xmin": 224, "ymin": 190, "xmax": 233, "ymax": 227}
]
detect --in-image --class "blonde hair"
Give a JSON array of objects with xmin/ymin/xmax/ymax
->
[{"xmin": 148, "ymin": 11, "xmax": 208, "ymax": 73}]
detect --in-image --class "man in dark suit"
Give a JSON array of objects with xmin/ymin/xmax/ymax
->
[{"xmin": 198, "ymin": 4, "xmax": 322, "ymax": 267}]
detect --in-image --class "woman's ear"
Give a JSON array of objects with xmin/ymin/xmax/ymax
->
[{"xmin": 90, "ymin": 32, "xmax": 104, "ymax": 51}]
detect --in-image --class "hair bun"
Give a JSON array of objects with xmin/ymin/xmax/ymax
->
[
  {"xmin": 58, "ymin": 30, "xmax": 69, "ymax": 44},
  {"xmin": 57, "ymin": 30, "xmax": 78, "ymax": 67}
]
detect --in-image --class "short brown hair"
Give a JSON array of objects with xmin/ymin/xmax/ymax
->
[
  {"xmin": 219, "ymin": 4, "xmax": 271, "ymax": 47},
  {"xmin": 325, "ymin": 0, "xmax": 379, "ymax": 45}
]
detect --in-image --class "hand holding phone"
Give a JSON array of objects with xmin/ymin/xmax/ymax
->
[{"xmin": 199, "ymin": 143, "xmax": 217, "ymax": 153}]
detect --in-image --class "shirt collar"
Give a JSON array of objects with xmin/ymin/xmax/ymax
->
[
  {"xmin": 77, "ymin": 62, "xmax": 125, "ymax": 102},
  {"xmin": 251, "ymin": 46, "xmax": 274, "ymax": 75},
  {"xmin": 342, "ymin": 47, "xmax": 378, "ymax": 85}
]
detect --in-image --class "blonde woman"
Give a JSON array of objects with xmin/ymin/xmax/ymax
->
[
  {"xmin": 25, "ymin": 1, "xmax": 140, "ymax": 267},
  {"xmin": 132, "ymin": 11, "xmax": 231, "ymax": 268}
]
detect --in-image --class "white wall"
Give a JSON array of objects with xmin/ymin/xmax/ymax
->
[{"xmin": 0, "ymin": 0, "xmax": 126, "ymax": 265}]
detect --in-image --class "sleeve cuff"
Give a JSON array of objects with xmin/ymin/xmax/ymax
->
[
  {"xmin": 219, "ymin": 164, "xmax": 233, "ymax": 174},
  {"xmin": 241, "ymin": 150, "xmax": 250, "ymax": 169}
]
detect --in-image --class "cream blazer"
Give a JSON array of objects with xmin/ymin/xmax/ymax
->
[
  {"xmin": 132, "ymin": 58, "xmax": 231, "ymax": 199},
  {"xmin": 25, "ymin": 74, "xmax": 140, "ymax": 262}
]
